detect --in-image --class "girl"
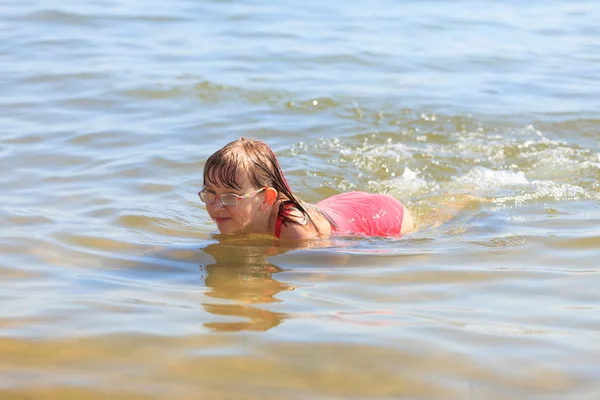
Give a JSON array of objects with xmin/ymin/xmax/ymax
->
[{"xmin": 199, "ymin": 137, "xmax": 415, "ymax": 240}]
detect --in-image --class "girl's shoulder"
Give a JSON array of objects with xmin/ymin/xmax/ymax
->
[{"xmin": 275, "ymin": 201, "xmax": 332, "ymax": 240}]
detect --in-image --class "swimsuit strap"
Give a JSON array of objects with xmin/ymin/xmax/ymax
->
[{"xmin": 274, "ymin": 201, "xmax": 298, "ymax": 238}]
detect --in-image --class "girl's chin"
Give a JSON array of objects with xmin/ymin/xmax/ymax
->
[{"xmin": 214, "ymin": 219, "xmax": 239, "ymax": 234}]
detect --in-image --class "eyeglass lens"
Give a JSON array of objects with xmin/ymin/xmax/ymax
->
[{"xmin": 200, "ymin": 192, "xmax": 239, "ymax": 206}]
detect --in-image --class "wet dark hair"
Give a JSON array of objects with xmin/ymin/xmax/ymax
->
[{"xmin": 203, "ymin": 137, "xmax": 331, "ymax": 233}]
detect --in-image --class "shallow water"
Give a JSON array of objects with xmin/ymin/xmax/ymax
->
[{"xmin": 2, "ymin": 0, "xmax": 600, "ymax": 398}]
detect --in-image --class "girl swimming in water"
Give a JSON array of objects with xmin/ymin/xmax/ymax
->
[{"xmin": 199, "ymin": 137, "xmax": 415, "ymax": 240}]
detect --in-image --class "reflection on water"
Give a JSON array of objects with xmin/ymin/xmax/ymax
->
[{"xmin": 200, "ymin": 238, "xmax": 294, "ymax": 332}]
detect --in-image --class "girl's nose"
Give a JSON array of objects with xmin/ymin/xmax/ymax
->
[{"xmin": 210, "ymin": 199, "xmax": 225, "ymax": 210}]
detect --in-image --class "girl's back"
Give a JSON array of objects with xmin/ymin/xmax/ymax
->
[{"xmin": 316, "ymin": 192, "xmax": 405, "ymax": 237}]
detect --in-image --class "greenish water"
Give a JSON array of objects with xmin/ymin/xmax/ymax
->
[{"xmin": 1, "ymin": 1, "xmax": 600, "ymax": 399}]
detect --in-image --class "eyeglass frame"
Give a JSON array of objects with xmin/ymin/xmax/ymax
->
[{"xmin": 198, "ymin": 186, "xmax": 267, "ymax": 207}]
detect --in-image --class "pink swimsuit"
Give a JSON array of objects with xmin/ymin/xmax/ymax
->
[{"xmin": 275, "ymin": 192, "xmax": 405, "ymax": 238}]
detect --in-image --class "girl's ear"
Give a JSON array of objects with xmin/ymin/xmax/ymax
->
[{"xmin": 261, "ymin": 187, "xmax": 278, "ymax": 210}]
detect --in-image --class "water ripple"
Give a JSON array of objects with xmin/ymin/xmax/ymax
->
[{"xmin": 2, "ymin": 0, "xmax": 600, "ymax": 398}]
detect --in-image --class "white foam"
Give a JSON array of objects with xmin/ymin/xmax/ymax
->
[
  {"xmin": 455, "ymin": 167, "xmax": 590, "ymax": 201},
  {"xmin": 456, "ymin": 167, "xmax": 529, "ymax": 189},
  {"xmin": 402, "ymin": 166, "xmax": 419, "ymax": 181},
  {"xmin": 371, "ymin": 167, "xmax": 434, "ymax": 196},
  {"xmin": 361, "ymin": 142, "xmax": 411, "ymax": 158},
  {"xmin": 529, "ymin": 180, "xmax": 586, "ymax": 200}
]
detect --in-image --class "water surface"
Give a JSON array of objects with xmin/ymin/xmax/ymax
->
[{"xmin": 2, "ymin": 0, "xmax": 600, "ymax": 398}]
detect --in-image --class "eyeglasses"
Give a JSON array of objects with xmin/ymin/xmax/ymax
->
[{"xmin": 198, "ymin": 187, "xmax": 267, "ymax": 207}]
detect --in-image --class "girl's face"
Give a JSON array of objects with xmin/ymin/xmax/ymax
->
[{"xmin": 203, "ymin": 173, "xmax": 267, "ymax": 235}]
